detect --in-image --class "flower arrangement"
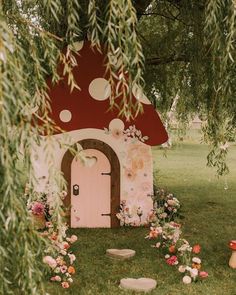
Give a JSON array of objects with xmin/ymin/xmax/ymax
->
[
  {"xmin": 42, "ymin": 226, "xmax": 78, "ymax": 289},
  {"xmin": 116, "ymin": 200, "xmax": 147, "ymax": 226},
  {"xmin": 104, "ymin": 124, "xmax": 149, "ymax": 143},
  {"xmin": 116, "ymin": 200, "xmax": 133, "ymax": 226},
  {"xmin": 147, "ymin": 188, "xmax": 208, "ymax": 284},
  {"xmin": 151, "ymin": 187, "xmax": 182, "ymax": 223},
  {"xmin": 26, "ymin": 186, "xmax": 78, "ymax": 289}
]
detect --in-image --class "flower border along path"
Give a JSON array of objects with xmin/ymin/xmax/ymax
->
[{"xmin": 146, "ymin": 188, "xmax": 209, "ymax": 284}]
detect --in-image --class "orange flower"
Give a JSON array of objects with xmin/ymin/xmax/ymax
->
[
  {"xmin": 192, "ymin": 244, "xmax": 201, "ymax": 254},
  {"xmin": 169, "ymin": 245, "xmax": 176, "ymax": 253},
  {"xmin": 68, "ymin": 266, "xmax": 76, "ymax": 274},
  {"xmin": 192, "ymin": 263, "xmax": 201, "ymax": 270}
]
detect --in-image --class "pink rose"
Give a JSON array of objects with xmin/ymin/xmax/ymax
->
[
  {"xmin": 70, "ymin": 235, "xmax": 78, "ymax": 243},
  {"xmin": 61, "ymin": 282, "xmax": 70, "ymax": 288},
  {"xmin": 31, "ymin": 201, "xmax": 45, "ymax": 215},
  {"xmin": 43, "ymin": 256, "xmax": 57, "ymax": 269},
  {"xmin": 166, "ymin": 255, "xmax": 178, "ymax": 266},
  {"xmin": 51, "ymin": 275, "xmax": 61, "ymax": 282},
  {"xmin": 68, "ymin": 254, "xmax": 76, "ymax": 264},
  {"xmin": 199, "ymin": 271, "xmax": 208, "ymax": 278}
]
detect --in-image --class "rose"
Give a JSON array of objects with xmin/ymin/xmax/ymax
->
[
  {"xmin": 31, "ymin": 201, "xmax": 45, "ymax": 216},
  {"xmin": 61, "ymin": 282, "xmax": 70, "ymax": 289},
  {"xmin": 192, "ymin": 257, "xmax": 201, "ymax": 264},
  {"xmin": 178, "ymin": 265, "xmax": 186, "ymax": 273},
  {"xmin": 183, "ymin": 275, "xmax": 192, "ymax": 284},
  {"xmin": 190, "ymin": 268, "xmax": 198, "ymax": 278},
  {"xmin": 68, "ymin": 266, "xmax": 75, "ymax": 274},
  {"xmin": 51, "ymin": 276, "xmax": 61, "ymax": 282},
  {"xmin": 192, "ymin": 244, "xmax": 201, "ymax": 254},
  {"xmin": 169, "ymin": 245, "xmax": 176, "ymax": 253},
  {"xmin": 68, "ymin": 254, "xmax": 76, "ymax": 264},
  {"xmin": 166, "ymin": 255, "xmax": 178, "ymax": 266},
  {"xmin": 199, "ymin": 271, "xmax": 208, "ymax": 278},
  {"xmin": 43, "ymin": 256, "xmax": 57, "ymax": 269},
  {"xmin": 70, "ymin": 235, "xmax": 78, "ymax": 243},
  {"xmin": 67, "ymin": 278, "xmax": 73, "ymax": 283}
]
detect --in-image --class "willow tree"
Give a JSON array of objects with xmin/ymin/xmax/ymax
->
[{"xmin": 0, "ymin": 0, "xmax": 235, "ymax": 294}]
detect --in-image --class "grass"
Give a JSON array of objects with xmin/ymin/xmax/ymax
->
[{"xmin": 46, "ymin": 137, "xmax": 236, "ymax": 295}]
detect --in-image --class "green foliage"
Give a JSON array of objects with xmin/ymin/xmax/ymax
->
[{"xmin": 139, "ymin": 0, "xmax": 236, "ymax": 174}]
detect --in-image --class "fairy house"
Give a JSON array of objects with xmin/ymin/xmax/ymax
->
[{"xmin": 33, "ymin": 41, "xmax": 168, "ymax": 228}]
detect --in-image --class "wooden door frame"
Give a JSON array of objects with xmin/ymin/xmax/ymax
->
[{"xmin": 61, "ymin": 139, "xmax": 120, "ymax": 228}]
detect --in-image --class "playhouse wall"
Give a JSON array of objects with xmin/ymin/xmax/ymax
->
[{"xmin": 32, "ymin": 127, "xmax": 154, "ymax": 226}]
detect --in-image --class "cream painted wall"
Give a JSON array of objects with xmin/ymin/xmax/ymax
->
[{"xmin": 32, "ymin": 127, "xmax": 154, "ymax": 226}]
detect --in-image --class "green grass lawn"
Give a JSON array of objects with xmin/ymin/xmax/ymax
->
[{"xmin": 46, "ymin": 140, "xmax": 236, "ymax": 295}]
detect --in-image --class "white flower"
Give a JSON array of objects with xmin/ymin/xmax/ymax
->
[
  {"xmin": 60, "ymin": 250, "xmax": 67, "ymax": 256},
  {"xmin": 155, "ymin": 242, "xmax": 161, "ymax": 248},
  {"xmin": 190, "ymin": 268, "xmax": 198, "ymax": 278},
  {"xmin": 67, "ymin": 278, "xmax": 73, "ymax": 283},
  {"xmin": 174, "ymin": 260, "xmax": 179, "ymax": 265},
  {"xmin": 186, "ymin": 266, "xmax": 191, "ymax": 271},
  {"xmin": 68, "ymin": 253, "xmax": 76, "ymax": 264},
  {"xmin": 178, "ymin": 265, "xmax": 186, "ymax": 273},
  {"xmin": 54, "ymin": 267, "xmax": 60, "ymax": 273},
  {"xmin": 192, "ymin": 257, "xmax": 201, "ymax": 264},
  {"xmin": 183, "ymin": 275, "xmax": 192, "ymax": 284},
  {"xmin": 165, "ymin": 254, "xmax": 170, "ymax": 259}
]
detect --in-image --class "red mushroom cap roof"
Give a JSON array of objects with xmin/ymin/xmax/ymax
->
[
  {"xmin": 229, "ymin": 240, "xmax": 236, "ymax": 250},
  {"xmin": 46, "ymin": 41, "xmax": 168, "ymax": 146}
]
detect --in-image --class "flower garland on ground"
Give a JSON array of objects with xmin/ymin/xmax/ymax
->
[
  {"xmin": 26, "ymin": 187, "xmax": 78, "ymax": 289},
  {"xmin": 147, "ymin": 188, "xmax": 208, "ymax": 284}
]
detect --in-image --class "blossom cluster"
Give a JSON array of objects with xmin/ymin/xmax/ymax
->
[
  {"xmin": 116, "ymin": 200, "xmax": 147, "ymax": 226},
  {"xmin": 147, "ymin": 189, "xmax": 208, "ymax": 284},
  {"xmin": 26, "ymin": 187, "xmax": 78, "ymax": 289},
  {"xmin": 42, "ymin": 226, "xmax": 78, "ymax": 289},
  {"xmin": 151, "ymin": 187, "xmax": 181, "ymax": 223}
]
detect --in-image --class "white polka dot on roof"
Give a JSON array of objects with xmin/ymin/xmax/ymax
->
[
  {"xmin": 89, "ymin": 78, "xmax": 111, "ymax": 101},
  {"xmin": 132, "ymin": 84, "xmax": 151, "ymax": 105},
  {"xmin": 73, "ymin": 41, "xmax": 84, "ymax": 51},
  {"xmin": 109, "ymin": 118, "xmax": 125, "ymax": 131},
  {"xmin": 59, "ymin": 110, "xmax": 72, "ymax": 122}
]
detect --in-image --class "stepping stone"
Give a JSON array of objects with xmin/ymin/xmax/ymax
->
[
  {"xmin": 106, "ymin": 249, "xmax": 136, "ymax": 260},
  {"xmin": 119, "ymin": 278, "xmax": 157, "ymax": 293}
]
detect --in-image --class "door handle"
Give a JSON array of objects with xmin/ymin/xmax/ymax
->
[
  {"xmin": 73, "ymin": 184, "xmax": 79, "ymax": 196},
  {"xmin": 101, "ymin": 213, "xmax": 111, "ymax": 216},
  {"xmin": 101, "ymin": 172, "xmax": 111, "ymax": 176}
]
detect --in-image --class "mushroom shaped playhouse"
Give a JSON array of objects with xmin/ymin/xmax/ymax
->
[
  {"xmin": 229, "ymin": 240, "xmax": 236, "ymax": 269},
  {"xmin": 33, "ymin": 41, "xmax": 168, "ymax": 228}
]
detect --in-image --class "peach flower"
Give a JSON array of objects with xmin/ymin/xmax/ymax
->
[
  {"xmin": 61, "ymin": 282, "xmax": 70, "ymax": 288},
  {"xmin": 68, "ymin": 266, "xmax": 76, "ymax": 274}
]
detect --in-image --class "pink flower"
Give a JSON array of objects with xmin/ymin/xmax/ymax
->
[
  {"xmin": 60, "ymin": 265, "xmax": 68, "ymax": 273},
  {"xmin": 61, "ymin": 282, "xmax": 70, "ymax": 288},
  {"xmin": 70, "ymin": 235, "xmax": 78, "ymax": 243},
  {"xmin": 51, "ymin": 275, "xmax": 61, "ymax": 282},
  {"xmin": 199, "ymin": 271, "xmax": 208, "ymax": 278},
  {"xmin": 68, "ymin": 254, "xmax": 76, "ymax": 265},
  {"xmin": 192, "ymin": 244, "xmax": 201, "ymax": 254},
  {"xmin": 43, "ymin": 256, "xmax": 57, "ymax": 269},
  {"xmin": 166, "ymin": 255, "xmax": 178, "ymax": 266},
  {"xmin": 111, "ymin": 128, "xmax": 123, "ymax": 139},
  {"xmin": 31, "ymin": 201, "xmax": 45, "ymax": 216},
  {"xmin": 45, "ymin": 221, "xmax": 53, "ymax": 228}
]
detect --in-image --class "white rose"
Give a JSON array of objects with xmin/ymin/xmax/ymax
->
[
  {"xmin": 192, "ymin": 257, "xmax": 201, "ymax": 264},
  {"xmin": 190, "ymin": 268, "xmax": 198, "ymax": 278},
  {"xmin": 68, "ymin": 278, "xmax": 73, "ymax": 283},
  {"xmin": 165, "ymin": 254, "xmax": 170, "ymax": 259},
  {"xmin": 178, "ymin": 265, "xmax": 186, "ymax": 273},
  {"xmin": 183, "ymin": 275, "xmax": 192, "ymax": 284}
]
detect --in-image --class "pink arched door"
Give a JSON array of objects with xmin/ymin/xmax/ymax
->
[{"xmin": 71, "ymin": 149, "xmax": 111, "ymax": 228}]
